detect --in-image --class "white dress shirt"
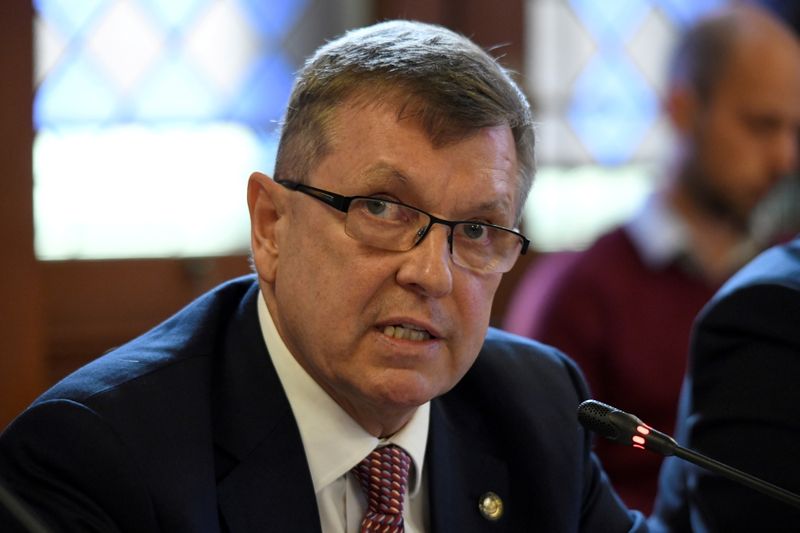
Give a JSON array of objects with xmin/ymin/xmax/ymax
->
[
  {"xmin": 257, "ymin": 293, "xmax": 431, "ymax": 532},
  {"xmin": 625, "ymin": 191, "xmax": 692, "ymax": 270}
]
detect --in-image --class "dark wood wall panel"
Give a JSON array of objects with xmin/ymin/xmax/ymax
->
[
  {"xmin": 41, "ymin": 257, "xmax": 252, "ymax": 383},
  {"xmin": 0, "ymin": 1, "xmax": 47, "ymax": 429},
  {"xmin": 375, "ymin": 0, "xmax": 525, "ymax": 71}
]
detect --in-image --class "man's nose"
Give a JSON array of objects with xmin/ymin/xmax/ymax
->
[{"xmin": 395, "ymin": 224, "xmax": 454, "ymax": 298}]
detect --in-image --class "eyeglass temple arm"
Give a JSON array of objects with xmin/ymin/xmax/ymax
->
[{"xmin": 276, "ymin": 180, "xmax": 351, "ymax": 212}]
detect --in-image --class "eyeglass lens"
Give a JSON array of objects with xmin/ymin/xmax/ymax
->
[{"xmin": 344, "ymin": 198, "xmax": 521, "ymax": 272}]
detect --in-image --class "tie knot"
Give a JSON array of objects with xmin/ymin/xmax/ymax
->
[{"xmin": 352, "ymin": 445, "xmax": 412, "ymax": 532}]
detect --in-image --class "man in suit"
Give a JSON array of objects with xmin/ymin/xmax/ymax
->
[
  {"xmin": 650, "ymin": 236, "xmax": 800, "ymax": 531},
  {"xmin": 0, "ymin": 21, "xmax": 645, "ymax": 532}
]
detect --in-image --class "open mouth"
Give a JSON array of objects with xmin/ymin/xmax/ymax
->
[{"xmin": 382, "ymin": 324, "xmax": 433, "ymax": 341}]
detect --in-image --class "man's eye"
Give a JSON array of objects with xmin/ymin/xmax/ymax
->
[
  {"xmin": 745, "ymin": 115, "xmax": 781, "ymax": 136},
  {"xmin": 365, "ymin": 199, "xmax": 388, "ymax": 216},
  {"xmin": 463, "ymin": 223, "xmax": 486, "ymax": 240}
]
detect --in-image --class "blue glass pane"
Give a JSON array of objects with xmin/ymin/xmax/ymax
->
[
  {"xmin": 134, "ymin": 56, "xmax": 221, "ymax": 121},
  {"xmin": 35, "ymin": 0, "xmax": 308, "ymax": 127},
  {"xmin": 139, "ymin": 0, "xmax": 209, "ymax": 30},
  {"xmin": 34, "ymin": 0, "xmax": 110, "ymax": 40},
  {"xmin": 230, "ymin": 54, "xmax": 295, "ymax": 128},
  {"xmin": 237, "ymin": 0, "xmax": 308, "ymax": 36},
  {"xmin": 570, "ymin": 0, "xmax": 650, "ymax": 42},
  {"xmin": 34, "ymin": 56, "xmax": 118, "ymax": 127},
  {"xmin": 657, "ymin": 0, "xmax": 726, "ymax": 26},
  {"xmin": 568, "ymin": 54, "xmax": 658, "ymax": 165}
]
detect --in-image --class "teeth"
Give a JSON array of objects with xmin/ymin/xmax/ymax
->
[{"xmin": 383, "ymin": 324, "xmax": 432, "ymax": 341}]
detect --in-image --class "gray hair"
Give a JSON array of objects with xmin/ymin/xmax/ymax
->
[{"xmin": 274, "ymin": 20, "xmax": 536, "ymax": 221}]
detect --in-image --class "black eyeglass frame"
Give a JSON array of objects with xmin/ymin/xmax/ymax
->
[{"xmin": 277, "ymin": 179, "xmax": 530, "ymax": 268}]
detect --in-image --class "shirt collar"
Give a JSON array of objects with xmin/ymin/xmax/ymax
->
[
  {"xmin": 626, "ymin": 191, "xmax": 763, "ymax": 280},
  {"xmin": 256, "ymin": 293, "xmax": 429, "ymax": 496},
  {"xmin": 625, "ymin": 192, "xmax": 691, "ymax": 269}
]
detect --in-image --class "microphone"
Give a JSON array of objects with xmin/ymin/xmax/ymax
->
[{"xmin": 577, "ymin": 399, "xmax": 800, "ymax": 510}]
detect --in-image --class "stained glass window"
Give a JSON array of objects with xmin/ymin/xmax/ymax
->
[
  {"xmin": 33, "ymin": 0, "xmax": 366, "ymax": 259},
  {"xmin": 524, "ymin": 0, "xmax": 727, "ymax": 250}
]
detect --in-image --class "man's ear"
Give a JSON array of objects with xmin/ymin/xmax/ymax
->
[
  {"xmin": 665, "ymin": 81, "xmax": 700, "ymax": 136},
  {"xmin": 248, "ymin": 171, "xmax": 285, "ymax": 283}
]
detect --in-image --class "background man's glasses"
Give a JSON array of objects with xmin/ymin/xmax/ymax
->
[{"xmin": 277, "ymin": 179, "xmax": 529, "ymax": 274}]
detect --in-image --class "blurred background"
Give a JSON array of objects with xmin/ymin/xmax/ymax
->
[{"xmin": 2, "ymin": 0, "xmax": 796, "ymax": 429}]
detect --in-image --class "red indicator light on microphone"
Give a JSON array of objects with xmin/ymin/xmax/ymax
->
[
  {"xmin": 633, "ymin": 444, "xmax": 645, "ymax": 450},
  {"xmin": 636, "ymin": 425, "xmax": 651, "ymax": 435},
  {"xmin": 632, "ymin": 435, "xmax": 646, "ymax": 446}
]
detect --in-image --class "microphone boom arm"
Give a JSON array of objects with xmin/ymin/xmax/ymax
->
[
  {"xmin": 577, "ymin": 399, "xmax": 800, "ymax": 510},
  {"xmin": 672, "ymin": 443, "xmax": 800, "ymax": 510}
]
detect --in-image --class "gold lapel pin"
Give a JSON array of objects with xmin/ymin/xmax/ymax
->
[{"xmin": 478, "ymin": 491, "xmax": 504, "ymax": 521}]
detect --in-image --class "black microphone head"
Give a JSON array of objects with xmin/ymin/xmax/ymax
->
[
  {"xmin": 577, "ymin": 399, "xmax": 677, "ymax": 456},
  {"xmin": 577, "ymin": 399, "xmax": 619, "ymax": 440}
]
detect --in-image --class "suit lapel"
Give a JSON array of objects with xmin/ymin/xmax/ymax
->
[
  {"xmin": 216, "ymin": 411, "xmax": 321, "ymax": 532},
  {"xmin": 427, "ymin": 399, "xmax": 511, "ymax": 533},
  {"xmin": 211, "ymin": 280, "xmax": 321, "ymax": 533}
]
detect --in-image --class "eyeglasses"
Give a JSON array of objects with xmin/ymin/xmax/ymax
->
[{"xmin": 277, "ymin": 179, "xmax": 529, "ymax": 274}]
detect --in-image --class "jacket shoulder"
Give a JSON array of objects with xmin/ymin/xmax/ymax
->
[
  {"xmin": 453, "ymin": 327, "xmax": 590, "ymax": 414},
  {"xmin": 36, "ymin": 275, "xmax": 259, "ymax": 407}
]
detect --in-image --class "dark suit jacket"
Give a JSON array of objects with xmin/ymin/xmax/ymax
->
[
  {"xmin": 651, "ymin": 237, "xmax": 800, "ymax": 532},
  {"xmin": 0, "ymin": 276, "xmax": 644, "ymax": 532}
]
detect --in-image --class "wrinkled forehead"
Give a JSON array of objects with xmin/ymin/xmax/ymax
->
[
  {"xmin": 317, "ymin": 98, "xmax": 520, "ymax": 221},
  {"xmin": 332, "ymin": 87, "xmax": 500, "ymax": 146},
  {"xmin": 322, "ymin": 91, "xmax": 524, "ymax": 214}
]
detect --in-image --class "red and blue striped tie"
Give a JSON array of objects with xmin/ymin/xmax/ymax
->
[{"xmin": 352, "ymin": 445, "xmax": 412, "ymax": 533}]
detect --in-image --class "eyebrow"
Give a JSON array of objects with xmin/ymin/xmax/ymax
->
[
  {"xmin": 360, "ymin": 162, "xmax": 516, "ymax": 223},
  {"xmin": 359, "ymin": 162, "xmax": 409, "ymax": 185},
  {"xmin": 473, "ymin": 198, "xmax": 513, "ymax": 215}
]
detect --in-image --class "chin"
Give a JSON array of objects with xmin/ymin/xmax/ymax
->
[{"xmin": 373, "ymin": 370, "xmax": 444, "ymax": 408}]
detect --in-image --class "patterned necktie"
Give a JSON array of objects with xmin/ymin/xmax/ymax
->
[{"xmin": 352, "ymin": 445, "xmax": 412, "ymax": 533}]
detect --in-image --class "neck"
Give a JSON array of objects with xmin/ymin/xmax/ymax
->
[
  {"xmin": 665, "ymin": 181, "xmax": 754, "ymax": 283},
  {"xmin": 336, "ymin": 395, "xmax": 416, "ymax": 438}
]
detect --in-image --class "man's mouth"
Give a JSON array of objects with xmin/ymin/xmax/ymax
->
[{"xmin": 382, "ymin": 324, "xmax": 433, "ymax": 341}]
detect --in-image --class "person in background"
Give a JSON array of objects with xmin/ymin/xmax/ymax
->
[
  {"xmin": 503, "ymin": 4, "xmax": 800, "ymax": 514},
  {"xmin": 650, "ymin": 236, "xmax": 800, "ymax": 531},
  {"xmin": 0, "ymin": 20, "xmax": 646, "ymax": 532}
]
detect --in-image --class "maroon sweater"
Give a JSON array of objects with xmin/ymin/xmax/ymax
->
[{"xmin": 504, "ymin": 227, "xmax": 718, "ymax": 514}]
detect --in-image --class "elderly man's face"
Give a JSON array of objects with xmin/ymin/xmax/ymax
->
[{"xmin": 250, "ymin": 99, "xmax": 520, "ymax": 435}]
